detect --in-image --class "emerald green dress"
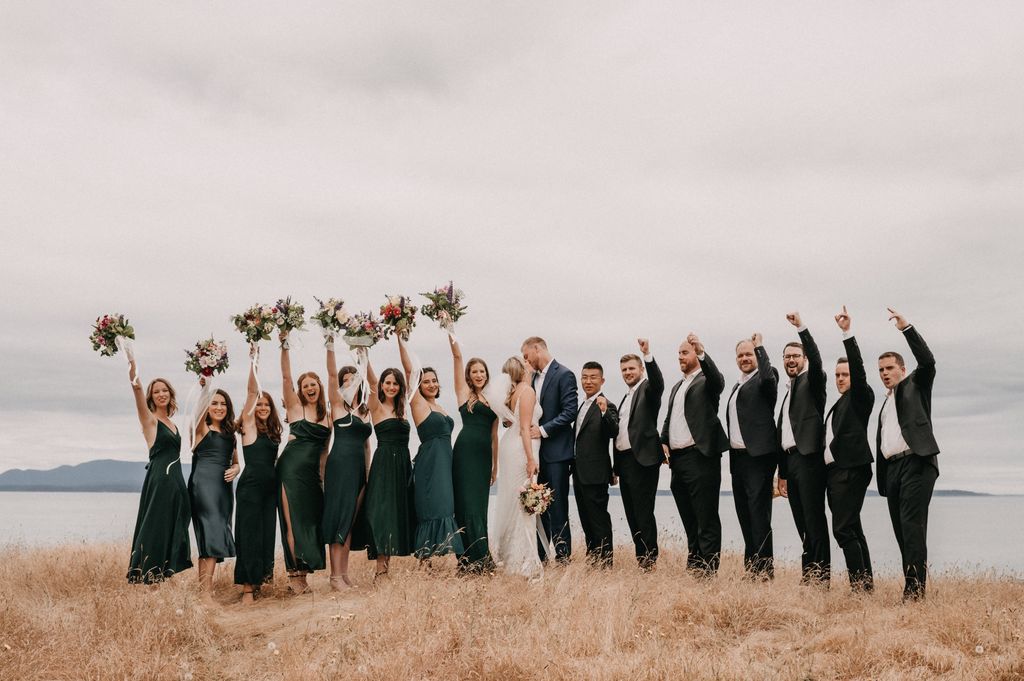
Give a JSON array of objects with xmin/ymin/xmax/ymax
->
[
  {"xmin": 276, "ymin": 419, "xmax": 330, "ymax": 572},
  {"xmin": 413, "ymin": 411, "xmax": 465, "ymax": 559},
  {"xmin": 322, "ymin": 414, "xmax": 371, "ymax": 549},
  {"xmin": 189, "ymin": 430, "xmax": 236, "ymax": 561},
  {"xmin": 453, "ymin": 401, "xmax": 496, "ymax": 570},
  {"xmin": 364, "ymin": 418, "xmax": 416, "ymax": 559},
  {"xmin": 127, "ymin": 421, "xmax": 193, "ymax": 583},
  {"xmin": 234, "ymin": 433, "xmax": 278, "ymax": 586}
]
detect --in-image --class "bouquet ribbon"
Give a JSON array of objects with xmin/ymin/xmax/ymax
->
[
  {"xmin": 182, "ymin": 377, "xmax": 215, "ymax": 448},
  {"xmin": 339, "ymin": 346, "xmax": 371, "ymax": 420},
  {"xmin": 115, "ymin": 336, "xmax": 140, "ymax": 386},
  {"xmin": 248, "ymin": 343, "xmax": 263, "ymax": 416}
]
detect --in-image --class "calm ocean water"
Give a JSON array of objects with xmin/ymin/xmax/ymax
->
[{"xmin": 1, "ymin": 491, "xmax": 1021, "ymax": 576}]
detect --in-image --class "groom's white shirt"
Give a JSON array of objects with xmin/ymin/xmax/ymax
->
[{"xmin": 535, "ymin": 358, "xmax": 553, "ymax": 438}]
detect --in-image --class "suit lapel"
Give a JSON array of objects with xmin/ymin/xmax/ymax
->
[
  {"xmin": 576, "ymin": 396, "xmax": 600, "ymax": 438},
  {"xmin": 540, "ymin": 360, "xmax": 558, "ymax": 404}
]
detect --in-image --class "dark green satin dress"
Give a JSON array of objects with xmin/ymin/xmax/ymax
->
[
  {"xmin": 234, "ymin": 433, "xmax": 278, "ymax": 585},
  {"xmin": 453, "ymin": 401, "xmax": 496, "ymax": 570},
  {"xmin": 322, "ymin": 414, "xmax": 371, "ymax": 549},
  {"xmin": 276, "ymin": 419, "xmax": 330, "ymax": 572},
  {"xmin": 413, "ymin": 411, "xmax": 465, "ymax": 559},
  {"xmin": 364, "ymin": 418, "xmax": 416, "ymax": 559},
  {"xmin": 189, "ymin": 429, "xmax": 236, "ymax": 561},
  {"xmin": 127, "ymin": 421, "xmax": 193, "ymax": 583}
]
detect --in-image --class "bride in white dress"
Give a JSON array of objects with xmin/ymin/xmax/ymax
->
[{"xmin": 485, "ymin": 356, "xmax": 549, "ymax": 578}]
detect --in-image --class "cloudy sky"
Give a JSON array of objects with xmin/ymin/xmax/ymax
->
[{"xmin": 2, "ymin": 2, "xmax": 1022, "ymax": 492}]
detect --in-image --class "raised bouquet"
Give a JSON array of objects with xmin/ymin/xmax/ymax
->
[
  {"xmin": 230, "ymin": 304, "xmax": 276, "ymax": 344},
  {"xmin": 519, "ymin": 482, "xmax": 554, "ymax": 516},
  {"xmin": 310, "ymin": 297, "xmax": 350, "ymax": 343},
  {"xmin": 89, "ymin": 313, "xmax": 135, "ymax": 357},
  {"xmin": 420, "ymin": 281, "xmax": 467, "ymax": 334},
  {"xmin": 184, "ymin": 337, "xmax": 230, "ymax": 377},
  {"xmin": 379, "ymin": 294, "xmax": 417, "ymax": 341},
  {"xmin": 343, "ymin": 311, "xmax": 386, "ymax": 348},
  {"xmin": 272, "ymin": 296, "xmax": 306, "ymax": 335}
]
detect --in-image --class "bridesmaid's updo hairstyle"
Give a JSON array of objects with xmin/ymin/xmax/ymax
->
[
  {"xmin": 145, "ymin": 378, "xmax": 178, "ymax": 416},
  {"xmin": 297, "ymin": 371, "xmax": 328, "ymax": 423},
  {"xmin": 236, "ymin": 390, "xmax": 283, "ymax": 443},
  {"xmin": 502, "ymin": 357, "xmax": 526, "ymax": 410},
  {"xmin": 337, "ymin": 366, "xmax": 368, "ymax": 417},
  {"xmin": 377, "ymin": 368, "xmax": 407, "ymax": 420},
  {"xmin": 204, "ymin": 389, "xmax": 237, "ymax": 437},
  {"xmin": 464, "ymin": 358, "xmax": 489, "ymax": 413},
  {"xmin": 420, "ymin": 367, "xmax": 440, "ymax": 399}
]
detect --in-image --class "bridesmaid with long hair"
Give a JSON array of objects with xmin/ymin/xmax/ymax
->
[
  {"xmin": 399, "ymin": 336, "xmax": 464, "ymax": 563},
  {"xmin": 234, "ymin": 350, "xmax": 283, "ymax": 603},
  {"xmin": 362, "ymin": 354, "xmax": 416, "ymax": 579},
  {"xmin": 449, "ymin": 337, "xmax": 498, "ymax": 572},
  {"xmin": 189, "ymin": 383, "xmax": 240, "ymax": 596},
  {"xmin": 322, "ymin": 339, "xmax": 372, "ymax": 589},
  {"xmin": 126, "ymin": 361, "xmax": 192, "ymax": 583},
  {"xmin": 276, "ymin": 330, "xmax": 331, "ymax": 593}
]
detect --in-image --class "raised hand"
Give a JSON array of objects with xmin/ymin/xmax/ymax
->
[
  {"xmin": 751, "ymin": 332, "xmax": 763, "ymax": 348},
  {"xmin": 786, "ymin": 311, "xmax": 802, "ymax": 328},
  {"xmin": 638, "ymin": 338, "xmax": 650, "ymax": 356},
  {"xmin": 278, "ymin": 330, "xmax": 289, "ymax": 349},
  {"xmin": 835, "ymin": 305, "xmax": 851, "ymax": 333},
  {"xmin": 686, "ymin": 333, "xmax": 704, "ymax": 356},
  {"xmin": 887, "ymin": 307, "xmax": 910, "ymax": 331},
  {"xmin": 595, "ymin": 395, "xmax": 608, "ymax": 413}
]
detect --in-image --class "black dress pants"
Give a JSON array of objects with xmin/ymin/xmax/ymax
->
[
  {"xmin": 614, "ymin": 449, "xmax": 660, "ymax": 568},
  {"xmin": 730, "ymin": 448, "xmax": 776, "ymax": 579},
  {"xmin": 784, "ymin": 448, "xmax": 831, "ymax": 583},
  {"xmin": 668, "ymin": 446, "xmax": 722, "ymax": 575},
  {"xmin": 537, "ymin": 460, "xmax": 572, "ymax": 563},
  {"xmin": 826, "ymin": 463, "xmax": 873, "ymax": 590},
  {"xmin": 572, "ymin": 476, "xmax": 613, "ymax": 567},
  {"xmin": 884, "ymin": 454, "xmax": 938, "ymax": 599}
]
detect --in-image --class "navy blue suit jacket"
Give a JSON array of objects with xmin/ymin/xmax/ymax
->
[{"xmin": 535, "ymin": 359, "xmax": 579, "ymax": 465}]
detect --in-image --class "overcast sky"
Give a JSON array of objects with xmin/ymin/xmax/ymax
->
[{"xmin": 2, "ymin": 2, "xmax": 1022, "ymax": 492}]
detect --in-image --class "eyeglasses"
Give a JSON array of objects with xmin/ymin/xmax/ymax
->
[{"xmin": 783, "ymin": 354, "xmax": 803, "ymax": 360}]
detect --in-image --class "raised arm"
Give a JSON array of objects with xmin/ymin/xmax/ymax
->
[
  {"xmin": 398, "ymin": 336, "xmax": 427, "ymax": 415},
  {"xmin": 788, "ymin": 312, "xmax": 826, "ymax": 409},
  {"xmin": 366, "ymin": 355, "xmax": 382, "ymax": 414},
  {"xmin": 889, "ymin": 308, "xmax": 935, "ymax": 391},
  {"xmin": 450, "ymin": 335, "xmax": 469, "ymax": 406},
  {"xmin": 280, "ymin": 331, "xmax": 300, "ymax": 411},
  {"xmin": 690, "ymin": 333, "xmax": 725, "ymax": 397},
  {"xmin": 129, "ymin": 361, "xmax": 157, "ymax": 445},
  {"xmin": 751, "ymin": 333, "xmax": 778, "ymax": 398},
  {"xmin": 241, "ymin": 346, "xmax": 260, "ymax": 424},
  {"xmin": 836, "ymin": 306, "xmax": 874, "ymax": 417},
  {"xmin": 326, "ymin": 339, "xmax": 344, "ymax": 409}
]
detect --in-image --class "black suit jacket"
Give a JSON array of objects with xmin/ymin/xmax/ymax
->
[
  {"xmin": 572, "ymin": 393, "xmax": 619, "ymax": 485},
  {"xmin": 825, "ymin": 335, "xmax": 875, "ymax": 468},
  {"xmin": 534, "ymin": 359, "xmax": 579, "ymax": 465},
  {"xmin": 726, "ymin": 346, "xmax": 779, "ymax": 458},
  {"xmin": 616, "ymin": 357, "xmax": 665, "ymax": 467},
  {"xmin": 876, "ymin": 326, "xmax": 940, "ymax": 494},
  {"xmin": 777, "ymin": 328, "xmax": 827, "ymax": 477},
  {"xmin": 660, "ymin": 353, "xmax": 729, "ymax": 458}
]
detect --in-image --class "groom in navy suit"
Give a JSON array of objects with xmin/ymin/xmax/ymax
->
[{"xmin": 522, "ymin": 336, "xmax": 579, "ymax": 564}]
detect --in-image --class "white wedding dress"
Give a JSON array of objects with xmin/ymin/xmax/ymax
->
[{"xmin": 487, "ymin": 387, "xmax": 548, "ymax": 579}]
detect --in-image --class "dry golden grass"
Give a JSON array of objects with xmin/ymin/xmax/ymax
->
[{"xmin": 1, "ymin": 543, "xmax": 1022, "ymax": 680}]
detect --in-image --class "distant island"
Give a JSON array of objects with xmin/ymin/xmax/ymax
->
[{"xmin": 0, "ymin": 459, "xmax": 997, "ymax": 496}]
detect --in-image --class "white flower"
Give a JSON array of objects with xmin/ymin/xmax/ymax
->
[{"xmin": 335, "ymin": 309, "xmax": 349, "ymax": 324}]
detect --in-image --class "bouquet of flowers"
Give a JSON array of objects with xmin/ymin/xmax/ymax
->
[
  {"xmin": 89, "ymin": 313, "xmax": 135, "ymax": 357},
  {"xmin": 310, "ymin": 297, "xmax": 350, "ymax": 343},
  {"xmin": 230, "ymin": 304, "xmax": 277, "ymax": 344},
  {"xmin": 184, "ymin": 337, "xmax": 230, "ymax": 377},
  {"xmin": 420, "ymin": 281, "xmax": 467, "ymax": 334},
  {"xmin": 519, "ymin": 482, "xmax": 554, "ymax": 516},
  {"xmin": 379, "ymin": 294, "xmax": 417, "ymax": 341},
  {"xmin": 272, "ymin": 296, "xmax": 306, "ymax": 334},
  {"xmin": 343, "ymin": 311, "xmax": 386, "ymax": 348}
]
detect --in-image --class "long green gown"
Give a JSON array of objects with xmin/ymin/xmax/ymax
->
[
  {"xmin": 413, "ymin": 411, "xmax": 465, "ymax": 559},
  {"xmin": 276, "ymin": 419, "xmax": 330, "ymax": 572},
  {"xmin": 127, "ymin": 421, "xmax": 192, "ymax": 583},
  {"xmin": 452, "ymin": 401, "xmax": 496, "ymax": 570},
  {"xmin": 322, "ymin": 414, "xmax": 371, "ymax": 549},
  {"xmin": 189, "ymin": 430, "xmax": 236, "ymax": 561},
  {"xmin": 234, "ymin": 433, "xmax": 278, "ymax": 586},
  {"xmin": 364, "ymin": 418, "xmax": 416, "ymax": 559}
]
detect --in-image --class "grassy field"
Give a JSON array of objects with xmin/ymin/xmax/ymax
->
[{"xmin": 1, "ymin": 543, "xmax": 1022, "ymax": 680}]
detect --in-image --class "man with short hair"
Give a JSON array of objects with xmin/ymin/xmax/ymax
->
[
  {"xmin": 725, "ymin": 332, "xmax": 779, "ymax": 579},
  {"xmin": 521, "ymin": 336, "xmax": 579, "ymax": 564},
  {"xmin": 776, "ymin": 312, "xmax": 830, "ymax": 585},
  {"xmin": 572, "ymin": 361, "xmax": 619, "ymax": 567},
  {"xmin": 825, "ymin": 305, "xmax": 875, "ymax": 591},
  {"xmin": 613, "ymin": 338, "xmax": 664, "ymax": 570},
  {"xmin": 660, "ymin": 333, "xmax": 729, "ymax": 576},
  {"xmin": 876, "ymin": 308, "xmax": 939, "ymax": 600}
]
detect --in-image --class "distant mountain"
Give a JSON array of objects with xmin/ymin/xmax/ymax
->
[{"xmin": 0, "ymin": 459, "xmax": 191, "ymax": 492}]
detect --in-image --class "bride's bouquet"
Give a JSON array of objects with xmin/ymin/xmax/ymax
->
[
  {"xmin": 230, "ymin": 304, "xmax": 276, "ymax": 344},
  {"xmin": 89, "ymin": 313, "xmax": 136, "ymax": 357},
  {"xmin": 272, "ymin": 296, "xmax": 306, "ymax": 335},
  {"xmin": 379, "ymin": 294, "xmax": 417, "ymax": 341},
  {"xmin": 420, "ymin": 281, "xmax": 467, "ymax": 335},
  {"xmin": 184, "ymin": 337, "xmax": 230, "ymax": 377},
  {"xmin": 343, "ymin": 311, "xmax": 386, "ymax": 348},
  {"xmin": 519, "ymin": 482, "xmax": 554, "ymax": 516},
  {"xmin": 310, "ymin": 297, "xmax": 350, "ymax": 344}
]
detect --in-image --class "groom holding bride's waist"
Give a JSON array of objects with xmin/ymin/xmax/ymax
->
[{"xmin": 521, "ymin": 336, "xmax": 579, "ymax": 564}]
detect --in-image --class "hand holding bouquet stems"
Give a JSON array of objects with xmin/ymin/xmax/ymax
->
[
  {"xmin": 90, "ymin": 313, "xmax": 135, "ymax": 357},
  {"xmin": 519, "ymin": 481, "xmax": 553, "ymax": 515},
  {"xmin": 310, "ymin": 297, "xmax": 349, "ymax": 344},
  {"xmin": 230, "ymin": 304, "xmax": 277, "ymax": 344},
  {"xmin": 343, "ymin": 311, "xmax": 385, "ymax": 348},
  {"xmin": 379, "ymin": 294, "xmax": 417, "ymax": 341},
  {"xmin": 420, "ymin": 281, "xmax": 467, "ymax": 334},
  {"xmin": 184, "ymin": 337, "xmax": 229, "ymax": 377}
]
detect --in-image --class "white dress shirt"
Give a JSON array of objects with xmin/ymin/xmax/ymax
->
[
  {"xmin": 727, "ymin": 368, "xmax": 757, "ymax": 449},
  {"xmin": 779, "ymin": 366, "xmax": 808, "ymax": 452},
  {"xmin": 534, "ymin": 359, "xmax": 552, "ymax": 438},
  {"xmin": 825, "ymin": 329, "xmax": 855, "ymax": 465},
  {"xmin": 667, "ymin": 367, "xmax": 703, "ymax": 449},
  {"xmin": 614, "ymin": 353, "xmax": 652, "ymax": 452},
  {"xmin": 575, "ymin": 393, "xmax": 597, "ymax": 435},
  {"xmin": 879, "ymin": 389, "xmax": 911, "ymax": 458}
]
